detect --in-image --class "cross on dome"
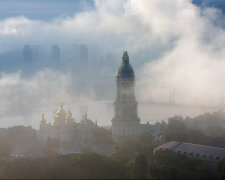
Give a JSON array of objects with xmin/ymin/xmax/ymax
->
[{"xmin": 60, "ymin": 101, "xmax": 64, "ymax": 110}]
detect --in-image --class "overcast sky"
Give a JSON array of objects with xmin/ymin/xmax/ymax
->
[{"xmin": 0, "ymin": 0, "xmax": 94, "ymax": 20}]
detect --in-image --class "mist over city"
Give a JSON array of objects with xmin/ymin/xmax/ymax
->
[
  {"xmin": 1, "ymin": 0, "xmax": 225, "ymax": 128},
  {"xmin": 1, "ymin": 0, "xmax": 225, "ymax": 179}
]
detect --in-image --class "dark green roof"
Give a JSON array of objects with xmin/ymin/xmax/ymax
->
[{"xmin": 116, "ymin": 51, "xmax": 135, "ymax": 80}]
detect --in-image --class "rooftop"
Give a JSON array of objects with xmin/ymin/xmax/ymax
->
[
  {"xmin": 154, "ymin": 141, "xmax": 225, "ymax": 162},
  {"xmin": 116, "ymin": 51, "xmax": 135, "ymax": 80}
]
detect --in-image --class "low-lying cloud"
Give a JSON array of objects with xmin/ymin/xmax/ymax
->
[{"xmin": 1, "ymin": 0, "xmax": 225, "ymax": 127}]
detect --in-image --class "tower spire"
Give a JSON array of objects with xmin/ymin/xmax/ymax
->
[
  {"xmin": 40, "ymin": 113, "xmax": 46, "ymax": 124},
  {"xmin": 122, "ymin": 51, "xmax": 129, "ymax": 65},
  {"xmin": 60, "ymin": 101, "xmax": 64, "ymax": 110}
]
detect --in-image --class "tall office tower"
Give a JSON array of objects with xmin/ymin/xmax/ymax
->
[
  {"xmin": 23, "ymin": 45, "xmax": 33, "ymax": 65},
  {"xmin": 89, "ymin": 43, "xmax": 98, "ymax": 62},
  {"xmin": 72, "ymin": 43, "xmax": 80, "ymax": 72},
  {"xmin": 112, "ymin": 51, "xmax": 140, "ymax": 138},
  {"xmin": 73, "ymin": 43, "xmax": 79, "ymax": 60},
  {"xmin": 79, "ymin": 44, "xmax": 88, "ymax": 69},
  {"xmin": 89, "ymin": 43, "xmax": 99, "ymax": 76},
  {"xmin": 52, "ymin": 45, "xmax": 61, "ymax": 66},
  {"xmin": 78, "ymin": 44, "xmax": 89, "ymax": 89}
]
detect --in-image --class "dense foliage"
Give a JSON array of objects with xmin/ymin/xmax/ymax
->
[
  {"xmin": 163, "ymin": 112, "xmax": 225, "ymax": 147},
  {"xmin": 150, "ymin": 150, "xmax": 213, "ymax": 179},
  {"xmin": 0, "ymin": 126, "xmax": 37, "ymax": 157},
  {"xmin": 0, "ymin": 153, "xmax": 125, "ymax": 179},
  {"xmin": 0, "ymin": 112, "xmax": 225, "ymax": 178}
]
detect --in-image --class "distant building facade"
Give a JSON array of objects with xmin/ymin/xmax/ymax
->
[
  {"xmin": 112, "ymin": 51, "xmax": 150, "ymax": 138},
  {"xmin": 79, "ymin": 44, "xmax": 88, "ymax": 67},
  {"xmin": 38, "ymin": 102, "xmax": 97, "ymax": 142},
  {"xmin": 23, "ymin": 45, "xmax": 33, "ymax": 64},
  {"xmin": 51, "ymin": 44, "xmax": 61, "ymax": 65}
]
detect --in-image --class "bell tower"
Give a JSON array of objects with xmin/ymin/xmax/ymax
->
[{"xmin": 112, "ymin": 51, "xmax": 140, "ymax": 138}]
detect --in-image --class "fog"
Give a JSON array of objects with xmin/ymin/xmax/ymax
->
[{"xmin": 1, "ymin": 0, "xmax": 225, "ymax": 128}]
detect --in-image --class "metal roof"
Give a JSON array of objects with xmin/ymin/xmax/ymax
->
[{"xmin": 154, "ymin": 141, "xmax": 225, "ymax": 162}]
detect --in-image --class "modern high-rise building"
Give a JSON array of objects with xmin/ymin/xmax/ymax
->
[
  {"xmin": 23, "ymin": 45, "xmax": 33, "ymax": 64},
  {"xmin": 73, "ymin": 43, "xmax": 79, "ymax": 60},
  {"xmin": 112, "ymin": 51, "xmax": 150, "ymax": 138},
  {"xmin": 89, "ymin": 43, "xmax": 98, "ymax": 62},
  {"xmin": 79, "ymin": 44, "xmax": 88, "ymax": 68},
  {"xmin": 51, "ymin": 44, "xmax": 61, "ymax": 65}
]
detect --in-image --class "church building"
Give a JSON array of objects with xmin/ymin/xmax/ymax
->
[{"xmin": 38, "ymin": 102, "xmax": 97, "ymax": 142}]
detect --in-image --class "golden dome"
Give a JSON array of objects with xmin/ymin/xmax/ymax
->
[
  {"xmin": 65, "ymin": 110, "xmax": 74, "ymax": 123},
  {"xmin": 80, "ymin": 113, "xmax": 94, "ymax": 125},
  {"xmin": 56, "ymin": 101, "xmax": 67, "ymax": 117},
  {"xmin": 80, "ymin": 112, "xmax": 88, "ymax": 124}
]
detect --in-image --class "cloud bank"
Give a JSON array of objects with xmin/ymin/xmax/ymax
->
[{"xmin": 1, "ymin": 0, "xmax": 225, "ymax": 127}]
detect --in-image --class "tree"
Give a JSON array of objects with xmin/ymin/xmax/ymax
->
[
  {"xmin": 43, "ymin": 137, "xmax": 60, "ymax": 156},
  {"xmin": 218, "ymin": 160, "xmax": 225, "ymax": 179},
  {"xmin": 138, "ymin": 130, "xmax": 154, "ymax": 145},
  {"xmin": 87, "ymin": 127, "xmax": 113, "ymax": 145},
  {"xmin": 131, "ymin": 153, "xmax": 148, "ymax": 179},
  {"xmin": 151, "ymin": 150, "xmax": 212, "ymax": 179},
  {"xmin": 115, "ymin": 139, "xmax": 143, "ymax": 159},
  {"xmin": 0, "ymin": 139, "xmax": 11, "ymax": 157}
]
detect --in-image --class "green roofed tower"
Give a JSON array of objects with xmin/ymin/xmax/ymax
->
[
  {"xmin": 112, "ymin": 51, "xmax": 140, "ymax": 138},
  {"xmin": 116, "ymin": 51, "xmax": 135, "ymax": 80}
]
